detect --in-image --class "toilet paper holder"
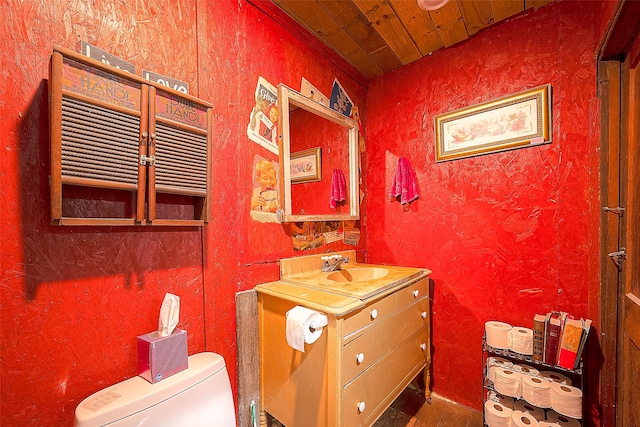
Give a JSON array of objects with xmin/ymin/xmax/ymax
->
[{"xmin": 308, "ymin": 315, "xmax": 328, "ymax": 331}]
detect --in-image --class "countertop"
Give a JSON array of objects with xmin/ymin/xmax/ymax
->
[{"xmin": 255, "ymin": 261, "xmax": 431, "ymax": 316}]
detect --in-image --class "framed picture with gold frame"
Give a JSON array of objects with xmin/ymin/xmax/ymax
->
[
  {"xmin": 290, "ymin": 147, "xmax": 322, "ymax": 183},
  {"xmin": 435, "ymin": 85, "xmax": 552, "ymax": 162}
]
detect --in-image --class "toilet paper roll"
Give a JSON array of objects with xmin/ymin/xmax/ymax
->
[
  {"xmin": 539, "ymin": 371, "xmax": 572, "ymax": 386},
  {"xmin": 522, "ymin": 375, "xmax": 552, "ymax": 408},
  {"xmin": 285, "ymin": 306, "xmax": 326, "ymax": 353},
  {"xmin": 539, "ymin": 422, "xmax": 561, "ymax": 427},
  {"xmin": 489, "ymin": 356, "xmax": 512, "ymax": 365},
  {"xmin": 514, "ymin": 364, "xmax": 539, "ymax": 376},
  {"xmin": 510, "ymin": 327, "xmax": 534, "ymax": 355},
  {"xmin": 546, "ymin": 410, "xmax": 580, "ymax": 427},
  {"xmin": 512, "ymin": 410, "xmax": 540, "ymax": 427},
  {"xmin": 484, "ymin": 400, "xmax": 513, "ymax": 427},
  {"xmin": 488, "ymin": 366, "xmax": 500, "ymax": 383},
  {"xmin": 494, "ymin": 367, "xmax": 523, "ymax": 398},
  {"xmin": 550, "ymin": 383, "xmax": 583, "ymax": 419},
  {"xmin": 488, "ymin": 390, "xmax": 514, "ymax": 409},
  {"xmin": 486, "ymin": 321, "xmax": 513, "ymax": 349},
  {"xmin": 487, "ymin": 357, "xmax": 513, "ymax": 382},
  {"xmin": 514, "ymin": 399, "xmax": 545, "ymax": 421}
]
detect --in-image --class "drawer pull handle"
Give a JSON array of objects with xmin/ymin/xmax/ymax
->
[
  {"xmin": 356, "ymin": 353, "xmax": 365, "ymax": 364},
  {"xmin": 413, "ymin": 290, "xmax": 419, "ymax": 298},
  {"xmin": 421, "ymin": 311, "xmax": 427, "ymax": 319},
  {"xmin": 420, "ymin": 343, "xmax": 427, "ymax": 351},
  {"xmin": 370, "ymin": 309, "xmax": 378, "ymax": 320},
  {"xmin": 357, "ymin": 401, "xmax": 366, "ymax": 413}
]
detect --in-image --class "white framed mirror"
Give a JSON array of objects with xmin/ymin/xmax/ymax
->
[{"xmin": 278, "ymin": 84, "xmax": 359, "ymax": 222}]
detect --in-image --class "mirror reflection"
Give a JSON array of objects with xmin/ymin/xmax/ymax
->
[
  {"xmin": 278, "ymin": 84, "xmax": 359, "ymax": 222},
  {"xmin": 289, "ymin": 107, "xmax": 351, "ymax": 215}
]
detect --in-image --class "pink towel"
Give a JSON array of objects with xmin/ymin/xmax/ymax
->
[
  {"xmin": 389, "ymin": 156, "xmax": 418, "ymax": 205},
  {"xmin": 329, "ymin": 169, "xmax": 347, "ymax": 208}
]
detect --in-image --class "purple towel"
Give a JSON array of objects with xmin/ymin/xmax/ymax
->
[
  {"xmin": 389, "ymin": 156, "xmax": 418, "ymax": 205},
  {"xmin": 329, "ymin": 169, "xmax": 347, "ymax": 209}
]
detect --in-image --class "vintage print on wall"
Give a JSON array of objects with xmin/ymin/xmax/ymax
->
[
  {"xmin": 301, "ymin": 77, "xmax": 330, "ymax": 108},
  {"xmin": 290, "ymin": 221, "xmax": 325, "ymax": 251},
  {"xmin": 321, "ymin": 221, "xmax": 343, "ymax": 244},
  {"xmin": 329, "ymin": 78, "xmax": 353, "ymax": 117},
  {"xmin": 290, "ymin": 147, "xmax": 322, "ymax": 183},
  {"xmin": 250, "ymin": 156, "xmax": 279, "ymax": 223},
  {"xmin": 247, "ymin": 76, "xmax": 279, "ymax": 154},
  {"xmin": 435, "ymin": 85, "xmax": 552, "ymax": 162}
]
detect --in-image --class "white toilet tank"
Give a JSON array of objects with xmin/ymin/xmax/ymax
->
[{"xmin": 75, "ymin": 352, "xmax": 236, "ymax": 427}]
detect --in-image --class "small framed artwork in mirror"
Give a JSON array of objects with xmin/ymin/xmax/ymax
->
[{"xmin": 290, "ymin": 147, "xmax": 322, "ymax": 183}]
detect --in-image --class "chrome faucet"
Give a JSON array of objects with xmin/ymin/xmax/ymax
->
[{"xmin": 321, "ymin": 254, "xmax": 350, "ymax": 272}]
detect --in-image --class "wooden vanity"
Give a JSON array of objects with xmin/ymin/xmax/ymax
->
[{"xmin": 256, "ymin": 251, "xmax": 432, "ymax": 427}]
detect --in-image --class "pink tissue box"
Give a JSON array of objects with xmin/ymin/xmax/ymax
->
[{"xmin": 137, "ymin": 329, "xmax": 188, "ymax": 384}]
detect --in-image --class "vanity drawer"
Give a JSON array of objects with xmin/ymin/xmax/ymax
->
[
  {"xmin": 341, "ymin": 298, "xmax": 430, "ymax": 383},
  {"xmin": 342, "ymin": 329, "xmax": 429, "ymax": 427},
  {"xmin": 394, "ymin": 298, "xmax": 430, "ymax": 345},
  {"xmin": 342, "ymin": 294, "xmax": 396, "ymax": 338},
  {"xmin": 396, "ymin": 278, "xmax": 429, "ymax": 310}
]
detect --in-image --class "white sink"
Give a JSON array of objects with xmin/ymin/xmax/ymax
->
[{"xmin": 326, "ymin": 267, "xmax": 389, "ymax": 283}]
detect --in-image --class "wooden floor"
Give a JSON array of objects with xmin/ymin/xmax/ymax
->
[
  {"xmin": 268, "ymin": 385, "xmax": 483, "ymax": 427},
  {"xmin": 373, "ymin": 386, "xmax": 482, "ymax": 427}
]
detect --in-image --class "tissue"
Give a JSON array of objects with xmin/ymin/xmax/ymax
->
[
  {"xmin": 158, "ymin": 293, "xmax": 180, "ymax": 337},
  {"xmin": 137, "ymin": 293, "xmax": 187, "ymax": 383},
  {"xmin": 137, "ymin": 329, "xmax": 188, "ymax": 383}
]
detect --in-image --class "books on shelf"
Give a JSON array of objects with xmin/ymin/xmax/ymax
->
[
  {"xmin": 533, "ymin": 311, "xmax": 591, "ymax": 370},
  {"xmin": 532, "ymin": 314, "xmax": 546, "ymax": 362},
  {"xmin": 543, "ymin": 311, "xmax": 564, "ymax": 365},
  {"xmin": 557, "ymin": 318, "xmax": 584, "ymax": 369},
  {"xmin": 572, "ymin": 318, "xmax": 592, "ymax": 370}
]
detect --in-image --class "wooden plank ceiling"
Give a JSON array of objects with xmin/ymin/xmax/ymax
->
[{"xmin": 255, "ymin": 0, "xmax": 556, "ymax": 82}]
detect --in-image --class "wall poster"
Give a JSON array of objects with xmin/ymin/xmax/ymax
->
[
  {"xmin": 247, "ymin": 76, "xmax": 279, "ymax": 154},
  {"xmin": 250, "ymin": 155, "xmax": 279, "ymax": 223}
]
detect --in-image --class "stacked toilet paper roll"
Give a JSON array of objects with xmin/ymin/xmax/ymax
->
[
  {"xmin": 510, "ymin": 327, "xmax": 534, "ymax": 355},
  {"xmin": 487, "ymin": 357, "xmax": 513, "ymax": 382},
  {"xmin": 512, "ymin": 410, "xmax": 540, "ymax": 427},
  {"xmin": 522, "ymin": 375, "xmax": 552, "ymax": 408},
  {"xmin": 493, "ymin": 367, "xmax": 522, "ymax": 398},
  {"xmin": 484, "ymin": 400, "xmax": 513, "ymax": 427},
  {"xmin": 546, "ymin": 410, "xmax": 581, "ymax": 427},
  {"xmin": 514, "ymin": 364, "xmax": 539, "ymax": 376},
  {"xmin": 285, "ymin": 306, "xmax": 326, "ymax": 353},
  {"xmin": 514, "ymin": 399, "xmax": 545, "ymax": 421},
  {"xmin": 550, "ymin": 383, "xmax": 583, "ymax": 419},
  {"xmin": 487, "ymin": 390, "xmax": 514, "ymax": 409},
  {"xmin": 486, "ymin": 321, "xmax": 513, "ymax": 349},
  {"xmin": 539, "ymin": 371, "xmax": 572, "ymax": 386}
]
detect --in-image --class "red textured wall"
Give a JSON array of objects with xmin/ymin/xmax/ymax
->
[
  {"xmin": 0, "ymin": 0, "xmax": 620, "ymax": 425},
  {"xmin": 364, "ymin": 0, "xmax": 605, "ymax": 420},
  {"xmin": 0, "ymin": 1, "xmax": 365, "ymax": 426}
]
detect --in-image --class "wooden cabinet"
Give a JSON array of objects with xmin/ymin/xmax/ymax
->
[
  {"xmin": 256, "ymin": 272, "xmax": 431, "ymax": 427},
  {"xmin": 49, "ymin": 45, "xmax": 212, "ymax": 226}
]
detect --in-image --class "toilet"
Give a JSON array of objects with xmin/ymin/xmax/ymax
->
[{"xmin": 75, "ymin": 352, "xmax": 236, "ymax": 427}]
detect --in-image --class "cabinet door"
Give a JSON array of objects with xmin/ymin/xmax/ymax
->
[
  {"xmin": 50, "ymin": 50, "xmax": 147, "ymax": 225},
  {"xmin": 147, "ymin": 86, "xmax": 211, "ymax": 224}
]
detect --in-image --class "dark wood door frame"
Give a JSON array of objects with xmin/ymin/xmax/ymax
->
[{"xmin": 597, "ymin": 2, "xmax": 640, "ymax": 426}]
